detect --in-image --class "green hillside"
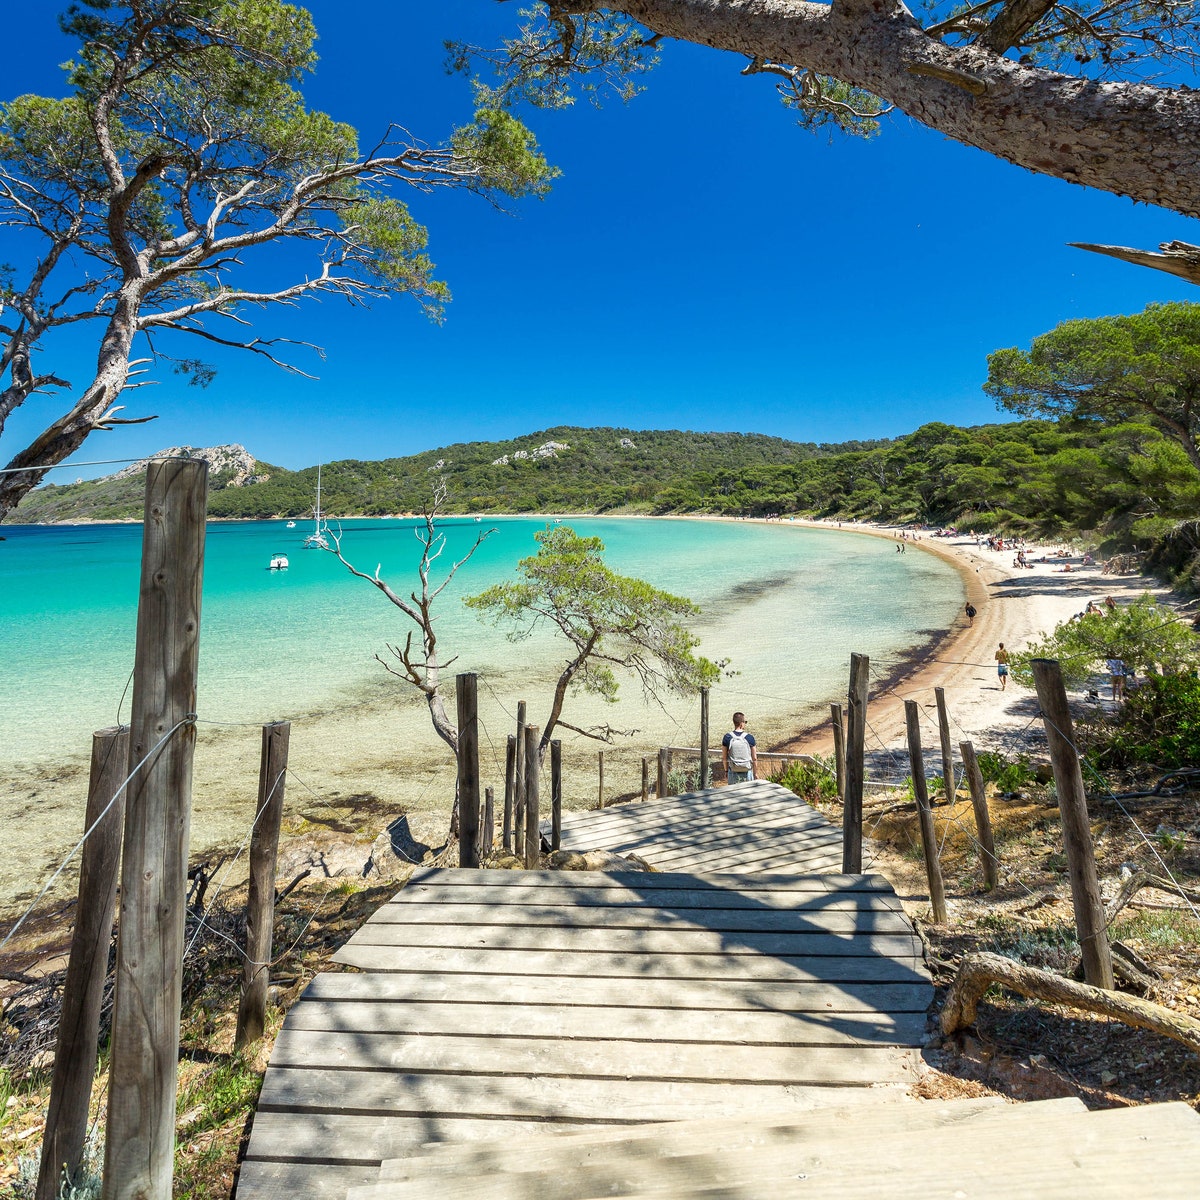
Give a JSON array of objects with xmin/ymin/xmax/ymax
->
[{"xmin": 7, "ymin": 427, "xmax": 886, "ymax": 523}]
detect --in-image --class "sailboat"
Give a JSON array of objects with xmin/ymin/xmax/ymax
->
[{"xmin": 303, "ymin": 463, "xmax": 329, "ymax": 549}]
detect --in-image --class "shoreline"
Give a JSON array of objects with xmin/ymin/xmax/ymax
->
[
  {"xmin": 763, "ymin": 520, "xmax": 1167, "ymax": 761},
  {"xmin": 0, "ymin": 514, "xmax": 1171, "ymax": 926}
]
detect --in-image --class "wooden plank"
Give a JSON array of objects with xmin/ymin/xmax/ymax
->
[
  {"xmin": 332, "ymin": 945, "xmax": 928, "ymax": 981},
  {"xmin": 350, "ymin": 1102, "xmax": 1200, "ymax": 1200},
  {"xmin": 242, "ymin": 1111, "xmax": 584, "ymax": 1168},
  {"xmin": 235, "ymin": 1159, "xmax": 378, "ymax": 1200},
  {"xmin": 362, "ymin": 904, "xmax": 915, "ymax": 934},
  {"xmin": 257, "ymin": 1067, "xmax": 915, "ymax": 1124},
  {"xmin": 386, "ymin": 886, "xmax": 904, "ymax": 912},
  {"xmin": 279, "ymin": 1004, "xmax": 929, "ymax": 1047},
  {"xmin": 396, "ymin": 869, "xmax": 898, "ymax": 893},
  {"xmin": 269, "ymin": 1028, "xmax": 923, "ymax": 1084},
  {"xmin": 299, "ymin": 973, "xmax": 933, "ymax": 1013},
  {"xmin": 343, "ymin": 923, "xmax": 922, "ymax": 957},
  {"xmin": 246, "ymin": 1090, "xmax": 938, "ymax": 1176},
  {"xmin": 365, "ymin": 1098, "xmax": 1064, "ymax": 1185}
]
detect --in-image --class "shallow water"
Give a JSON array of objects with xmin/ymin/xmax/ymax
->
[{"xmin": 0, "ymin": 516, "xmax": 962, "ymax": 912}]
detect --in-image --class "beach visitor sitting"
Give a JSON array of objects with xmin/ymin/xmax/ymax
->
[{"xmin": 722, "ymin": 712, "xmax": 757, "ymax": 784}]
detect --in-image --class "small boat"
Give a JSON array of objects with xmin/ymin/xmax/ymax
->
[
  {"xmin": 303, "ymin": 463, "xmax": 330, "ymax": 549},
  {"xmin": 286, "ymin": 520, "xmax": 296, "ymax": 528},
  {"xmin": 269, "ymin": 552, "xmax": 289, "ymax": 570}
]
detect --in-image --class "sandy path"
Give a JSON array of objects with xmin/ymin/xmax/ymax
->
[{"xmin": 778, "ymin": 522, "xmax": 1169, "ymax": 760}]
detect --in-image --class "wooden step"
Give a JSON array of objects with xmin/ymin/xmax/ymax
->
[
  {"xmin": 362, "ymin": 1096, "xmax": 1058, "ymax": 1184},
  {"xmin": 347, "ymin": 1101, "xmax": 1200, "ymax": 1200}
]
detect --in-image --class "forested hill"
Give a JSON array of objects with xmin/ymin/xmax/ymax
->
[
  {"xmin": 7, "ymin": 427, "xmax": 886, "ymax": 523},
  {"xmin": 8, "ymin": 419, "xmax": 1199, "ymax": 566}
]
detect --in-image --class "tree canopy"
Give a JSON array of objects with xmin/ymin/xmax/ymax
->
[
  {"xmin": 465, "ymin": 524, "xmax": 719, "ymax": 752},
  {"xmin": 471, "ymin": 1, "xmax": 1200, "ymax": 280},
  {"xmin": 0, "ymin": 0, "xmax": 553, "ymax": 519},
  {"xmin": 985, "ymin": 303, "xmax": 1200, "ymax": 474}
]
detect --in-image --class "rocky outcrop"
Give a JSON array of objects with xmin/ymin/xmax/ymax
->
[{"xmin": 108, "ymin": 443, "xmax": 268, "ymax": 486}]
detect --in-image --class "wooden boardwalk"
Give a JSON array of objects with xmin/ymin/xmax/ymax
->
[
  {"xmin": 235, "ymin": 782, "xmax": 1200, "ymax": 1198},
  {"xmin": 236, "ymin": 786, "xmax": 932, "ymax": 1199},
  {"xmin": 552, "ymin": 780, "xmax": 844, "ymax": 874}
]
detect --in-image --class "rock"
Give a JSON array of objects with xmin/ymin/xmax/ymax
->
[
  {"xmin": 365, "ymin": 816, "xmax": 431, "ymax": 879},
  {"xmin": 544, "ymin": 849, "xmax": 655, "ymax": 873}
]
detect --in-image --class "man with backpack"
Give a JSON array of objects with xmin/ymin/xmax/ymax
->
[{"xmin": 722, "ymin": 712, "xmax": 758, "ymax": 784}]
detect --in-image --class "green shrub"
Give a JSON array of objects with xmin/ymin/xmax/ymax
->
[
  {"xmin": 1088, "ymin": 672, "xmax": 1200, "ymax": 768},
  {"xmin": 772, "ymin": 756, "xmax": 839, "ymax": 804},
  {"xmin": 975, "ymin": 750, "xmax": 1035, "ymax": 792}
]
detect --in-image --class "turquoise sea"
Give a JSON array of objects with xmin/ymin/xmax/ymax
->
[{"xmin": 0, "ymin": 516, "xmax": 963, "ymax": 910}]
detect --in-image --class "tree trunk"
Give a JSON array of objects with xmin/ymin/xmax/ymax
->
[
  {"xmin": 941, "ymin": 951, "xmax": 1200, "ymax": 1055},
  {"xmin": 600, "ymin": 0, "xmax": 1200, "ymax": 217}
]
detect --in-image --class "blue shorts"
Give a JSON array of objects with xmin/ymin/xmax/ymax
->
[{"xmin": 997, "ymin": 664, "xmax": 1008, "ymax": 676}]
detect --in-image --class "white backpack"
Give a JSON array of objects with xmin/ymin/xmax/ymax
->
[{"xmin": 727, "ymin": 730, "xmax": 752, "ymax": 769}]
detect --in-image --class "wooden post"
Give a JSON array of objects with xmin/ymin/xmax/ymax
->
[
  {"xmin": 843, "ymin": 654, "xmax": 869, "ymax": 874},
  {"xmin": 502, "ymin": 735, "xmax": 516, "ymax": 853},
  {"xmin": 657, "ymin": 747, "xmax": 669, "ymax": 800},
  {"xmin": 523, "ymin": 725, "xmax": 540, "ymax": 869},
  {"xmin": 698, "ymin": 687, "xmax": 710, "ymax": 790},
  {"xmin": 234, "ymin": 720, "xmax": 290, "ymax": 1050},
  {"xmin": 830, "ymin": 703, "xmax": 846, "ymax": 803},
  {"xmin": 1032, "ymin": 659, "xmax": 1115, "ymax": 989},
  {"xmin": 513, "ymin": 701, "xmax": 527, "ymax": 850},
  {"xmin": 904, "ymin": 701, "xmax": 948, "ymax": 924},
  {"xmin": 597, "ymin": 749, "xmax": 605, "ymax": 809},
  {"xmin": 104, "ymin": 457, "xmax": 207, "ymax": 1200},
  {"xmin": 38, "ymin": 727, "xmax": 129, "ymax": 1200},
  {"xmin": 934, "ymin": 687, "xmax": 956, "ymax": 803},
  {"xmin": 483, "ymin": 786, "xmax": 495, "ymax": 853},
  {"xmin": 959, "ymin": 741, "xmax": 999, "ymax": 891},
  {"xmin": 641, "ymin": 757, "xmax": 650, "ymax": 803},
  {"xmin": 455, "ymin": 674, "xmax": 481, "ymax": 869},
  {"xmin": 551, "ymin": 740, "xmax": 563, "ymax": 851}
]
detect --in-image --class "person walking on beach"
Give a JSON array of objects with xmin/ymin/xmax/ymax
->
[
  {"xmin": 995, "ymin": 643, "xmax": 1010, "ymax": 691},
  {"xmin": 965, "ymin": 602, "xmax": 977, "ymax": 626},
  {"xmin": 722, "ymin": 712, "xmax": 758, "ymax": 784}
]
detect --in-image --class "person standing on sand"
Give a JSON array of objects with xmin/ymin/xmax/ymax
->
[
  {"xmin": 965, "ymin": 602, "xmax": 977, "ymax": 626},
  {"xmin": 995, "ymin": 643, "xmax": 1010, "ymax": 691},
  {"xmin": 722, "ymin": 712, "xmax": 758, "ymax": 784}
]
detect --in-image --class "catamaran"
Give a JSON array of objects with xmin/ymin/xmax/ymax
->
[{"xmin": 303, "ymin": 463, "xmax": 329, "ymax": 549}]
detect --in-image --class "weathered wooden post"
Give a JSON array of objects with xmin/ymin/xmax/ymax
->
[
  {"xmin": 830, "ymin": 703, "xmax": 846, "ymax": 803},
  {"xmin": 959, "ymin": 741, "xmax": 999, "ymax": 891},
  {"xmin": 934, "ymin": 687, "xmax": 956, "ymax": 803},
  {"xmin": 235, "ymin": 720, "xmax": 290, "ymax": 1050},
  {"xmin": 1031, "ymin": 659, "xmax": 1114, "ymax": 989},
  {"xmin": 843, "ymin": 654, "xmax": 869, "ymax": 873},
  {"xmin": 456, "ymin": 674, "xmax": 481, "ymax": 869},
  {"xmin": 483, "ymin": 786, "xmax": 495, "ymax": 854},
  {"xmin": 514, "ymin": 701, "xmax": 527, "ymax": 850},
  {"xmin": 104, "ymin": 457, "xmax": 207, "ymax": 1200},
  {"xmin": 503, "ymin": 734, "xmax": 516, "ymax": 853},
  {"xmin": 657, "ymin": 747, "xmax": 669, "ymax": 800},
  {"xmin": 904, "ymin": 700, "xmax": 948, "ymax": 924},
  {"xmin": 551, "ymin": 739, "xmax": 563, "ymax": 851},
  {"xmin": 698, "ymin": 686, "xmax": 711, "ymax": 790},
  {"xmin": 597, "ymin": 749, "xmax": 605, "ymax": 809},
  {"xmin": 641, "ymin": 756, "xmax": 650, "ymax": 803},
  {"xmin": 38, "ymin": 726, "xmax": 129, "ymax": 1200},
  {"xmin": 523, "ymin": 725, "xmax": 541, "ymax": 869}
]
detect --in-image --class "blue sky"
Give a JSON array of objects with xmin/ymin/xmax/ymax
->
[{"xmin": 4, "ymin": 1, "xmax": 1198, "ymax": 477}]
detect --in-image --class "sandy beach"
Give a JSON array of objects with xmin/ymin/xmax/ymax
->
[{"xmin": 778, "ymin": 521, "xmax": 1171, "ymax": 761}]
